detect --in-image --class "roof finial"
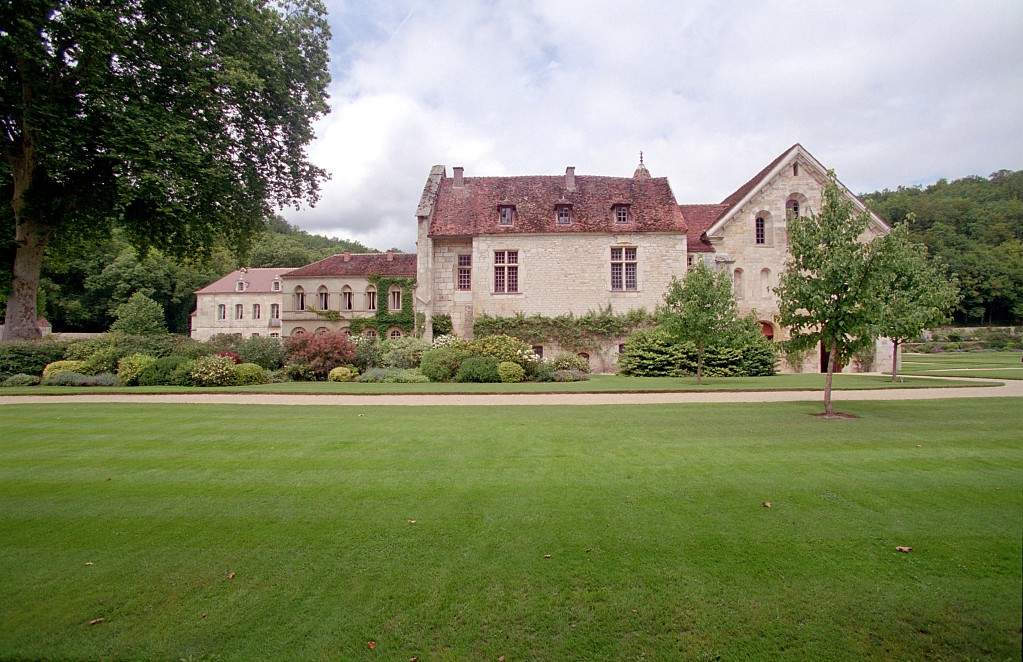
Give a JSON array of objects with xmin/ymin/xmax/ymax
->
[
  {"xmin": 633, "ymin": 151, "xmax": 651, "ymax": 179},
  {"xmin": 639, "ymin": 150, "xmax": 644, "ymax": 166}
]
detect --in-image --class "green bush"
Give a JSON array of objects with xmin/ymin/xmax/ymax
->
[
  {"xmin": 2, "ymin": 374, "xmax": 40, "ymax": 387},
  {"xmin": 0, "ymin": 340, "xmax": 67, "ymax": 379},
  {"xmin": 356, "ymin": 367, "xmax": 429, "ymax": 383},
  {"xmin": 43, "ymin": 372, "xmax": 119, "ymax": 386},
  {"xmin": 110, "ymin": 292, "xmax": 167, "ymax": 335},
  {"xmin": 549, "ymin": 353, "xmax": 591, "ymax": 373},
  {"xmin": 327, "ymin": 366, "xmax": 359, "ymax": 382},
  {"xmin": 43, "ymin": 360, "xmax": 88, "ymax": 380},
  {"xmin": 117, "ymin": 353, "xmax": 157, "ymax": 386},
  {"xmin": 237, "ymin": 336, "xmax": 285, "ymax": 369},
  {"xmin": 188, "ymin": 355, "xmax": 237, "ymax": 386},
  {"xmin": 233, "ymin": 362, "xmax": 270, "ymax": 385},
  {"xmin": 497, "ymin": 361, "xmax": 525, "ymax": 383},
  {"xmin": 618, "ymin": 326, "xmax": 776, "ymax": 378},
  {"xmin": 533, "ymin": 362, "xmax": 556, "ymax": 382},
  {"xmin": 65, "ymin": 333, "xmax": 211, "ymax": 374},
  {"xmin": 379, "ymin": 336, "xmax": 430, "ymax": 369},
  {"xmin": 420, "ymin": 346, "xmax": 472, "ymax": 382},
  {"xmin": 553, "ymin": 369, "xmax": 589, "ymax": 382},
  {"xmin": 284, "ymin": 363, "xmax": 317, "ymax": 381},
  {"xmin": 352, "ymin": 336, "xmax": 382, "ymax": 371},
  {"xmin": 466, "ymin": 334, "xmax": 539, "ymax": 367},
  {"xmin": 137, "ymin": 355, "xmax": 191, "ymax": 386},
  {"xmin": 170, "ymin": 360, "xmax": 197, "ymax": 386},
  {"xmin": 454, "ymin": 356, "xmax": 500, "ymax": 383}
]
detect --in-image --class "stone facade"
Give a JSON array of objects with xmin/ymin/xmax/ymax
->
[{"xmin": 190, "ymin": 268, "xmax": 292, "ymax": 341}]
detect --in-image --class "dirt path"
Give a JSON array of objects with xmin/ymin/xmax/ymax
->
[{"xmin": 2, "ymin": 378, "xmax": 1021, "ymax": 406}]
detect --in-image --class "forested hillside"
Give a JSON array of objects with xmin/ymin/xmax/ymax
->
[
  {"xmin": 1, "ymin": 218, "xmax": 372, "ymax": 334},
  {"xmin": 861, "ymin": 169, "xmax": 1023, "ymax": 324}
]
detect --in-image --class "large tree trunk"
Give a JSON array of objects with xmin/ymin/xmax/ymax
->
[
  {"xmin": 824, "ymin": 341, "xmax": 838, "ymax": 416},
  {"xmin": 3, "ymin": 146, "xmax": 47, "ymax": 341},
  {"xmin": 891, "ymin": 339, "xmax": 900, "ymax": 382}
]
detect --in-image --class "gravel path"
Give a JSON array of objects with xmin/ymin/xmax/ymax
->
[{"xmin": 2, "ymin": 377, "xmax": 1021, "ymax": 406}]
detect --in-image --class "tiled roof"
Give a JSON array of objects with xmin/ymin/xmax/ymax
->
[
  {"xmin": 720, "ymin": 144, "xmax": 798, "ymax": 207},
  {"xmin": 679, "ymin": 204, "xmax": 730, "ymax": 252},
  {"xmin": 283, "ymin": 252, "xmax": 416, "ymax": 278},
  {"xmin": 428, "ymin": 174, "xmax": 685, "ymax": 237},
  {"xmin": 195, "ymin": 268, "xmax": 296, "ymax": 294}
]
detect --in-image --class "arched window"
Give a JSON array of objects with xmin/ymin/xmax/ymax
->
[
  {"xmin": 786, "ymin": 198, "xmax": 799, "ymax": 220},
  {"xmin": 760, "ymin": 268, "xmax": 771, "ymax": 297},
  {"xmin": 342, "ymin": 285, "xmax": 354, "ymax": 311},
  {"xmin": 755, "ymin": 217, "xmax": 766, "ymax": 245},
  {"xmin": 252, "ymin": 304, "xmax": 261, "ymax": 319},
  {"xmin": 314, "ymin": 326, "xmax": 328, "ymax": 335},
  {"xmin": 389, "ymin": 328, "xmax": 403, "ymax": 339},
  {"xmin": 793, "ymin": 163, "xmax": 799, "ymax": 177},
  {"xmin": 759, "ymin": 321, "xmax": 775, "ymax": 340},
  {"xmin": 733, "ymin": 268, "xmax": 744, "ymax": 299},
  {"xmin": 217, "ymin": 304, "xmax": 226, "ymax": 321},
  {"xmin": 365, "ymin": 287, "xmax": 377, "ymax": 311},
  {"xmin": 234, "ymin": 303, "xmax": 244, "ymax": 320},
  {"xmin": 364, "ymin": 328, "xmax": 378, "ymax": 341},
  {"xmin": 292, "ymin": 327, "xmax": 307, "ymax": 336},
  {"xmin": 270, "ymin": 303, "xmax": 280, "ymax": 319},
  {"xmin": 294, "ymin": 286, "xmax": 305, "ymax": 311},
  {"xmin": 341, "ymin": 328, "xmax": 352, "ymax": 337},
  {"xmin": 317, "ymin": 285, "xmax": 329, "ymax": 310},
  {"xmin": 388, "ymin": 285, "xmax": 402, "ymax": 311}
]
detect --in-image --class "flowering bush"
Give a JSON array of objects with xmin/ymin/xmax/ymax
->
[
  {"xmin": 43, "ymin": 360, "xmax": 88, "ymax": 380},
  {"xmin": 236, "ymin": 336, "xmax": 285, "ymax": 369},
  {"xmin": 328, "ymin": 366, "xmax": 359, "ymax": 382},
  {"xmin": 552, "ymin": 369, "xmax": 590, "ymax": 382},
  {"xmin": 497, "ymin": 361, "xmax": 525, "ymax": 383},
  {"xmin": 215, "ymin": 350, "xmax": 242, "ymax": 364},
  {"xmin": 117, "ymin": 353, "xmax": 157, "ymax": 385},
  {"xmin": 466, "ymin": 334, "xmax": 539, "ymax": 367},
  {"xmin": 234, "ymin": 363, "xmax": 270, "ymax": 385},
  {"xmin": 419, "ymin": 346, "xmax": 472, "ymax": 382},
  {"xmin": 380, "ymin": 336, "xmax": 430, "ymax": 369},
  {"xmin": 350, "ymin": 335, "xmax": 382, "ymax": 371},
  {"xmin": 431, "ymin": 334, "xmax": 469, "ymax": 349},
  {"xmin": 548, "ymin": 353, "xmax": 591, "ymax": 373},
  {"xmin": 285, "ymin": 331, "xmax": 356, "ymax": 379},
  {"xmin": 188, "ymin": 355, "xmax": 238, "ymax": 386}
]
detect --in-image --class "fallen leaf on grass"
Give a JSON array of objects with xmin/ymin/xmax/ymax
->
[
  {"xmin": 498, "ymin": 657, "xmax": 506, "ymax": 662},
  {"xmin": 896, "ymin": 546, "xmax": 913, "ymax": 553},
  {"xmin": 201, "ymin": 612, "xmax": 208, "ymax": 619},
  {"xmin": 227, "ymin": 571, "xmax": 236, "ymax": 580},
  {"xmin": 915, "ymin": 444, "xmax": 922, "ymax": 448},
  {"xmin": 84, "ymin": 561, "xmax": 93, "ymax": 566},
  {"xmin": 367, "ymin": 640, "xmax": 377, "ymax": 650},
  {"xmin": 761, "ymin": 501, "xmax": 772, "ymax": 508},
  {"xmin": 409, "ymin": 657, "xmax": 419, "ymax": 662},
  {"xmin": 88, "ymin": 617, "xmax": 104, "ymax": 626},
  {"xmin": 407, "ymin": 519, "xmax": 417, "ymax": 524},
  {"xmin": 543, "ymin": 554, "xmax": 552, "ymax": 559}
]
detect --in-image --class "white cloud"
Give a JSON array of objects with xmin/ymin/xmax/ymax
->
[{"xmin": 285, "ymin": 0, "xmax": 1023, "ymax": 249}]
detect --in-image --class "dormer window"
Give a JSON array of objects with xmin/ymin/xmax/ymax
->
[
  {"xmin": 556, "ymin": 205, "xmax": 572, "ymax": 225},
  {"xmin": 236, "ymin": 281, "xmax": 245, "ymax": 292},
  {"xmin": 614, "ymin": 205, "xmax": 630, "ymax": 224},
  {"xmin": 498, "ymin": 205, "xmax": 515, "ymax": 226},
  {"xmin": 272, "ymin": 279, "xmax": 281, "ymax": 292}
]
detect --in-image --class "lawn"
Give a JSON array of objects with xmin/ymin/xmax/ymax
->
[
  {"xmin": 0, "ymin": 372, "xmax": 998, "ymax": 396},
  {"xmin": 1, "ymin": 399, "xmax": 1020, "ymax": 660},
  {"xmin": 899, "ymin": 350, "xmax": 1023, "ymax": 380}
]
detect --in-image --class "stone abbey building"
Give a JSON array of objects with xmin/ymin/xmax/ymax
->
[{"xmin": 191, "ymin": 144, "xmax": 894, "ymax": 373}]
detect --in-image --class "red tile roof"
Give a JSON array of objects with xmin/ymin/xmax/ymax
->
[
  {"xmin": 195, "ymin": 268, "xmax": 296, "ymax": 294},
  {"xmin": 283, "ymin": 252, "xmax": 416, "ymax": 278},
  {"xmin": 679, "ymin": 204, "xmax": 730, "ymax": 252},
  {"xmin": 428, "ymin": 174, "xmax": 685, "ymax": 237}
]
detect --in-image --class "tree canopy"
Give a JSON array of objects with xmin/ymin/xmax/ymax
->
[
  {"xmin": 659, "ymin": 261, "xmax": 738, "ymax": 383},
  {"xmin": 1, "ymin": 0, "xmax": 331, "ymax": 339}
]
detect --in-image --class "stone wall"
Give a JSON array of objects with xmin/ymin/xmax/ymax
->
[{"xmin": 190, "ymin": 291, "xmax": 287, "ymax": 341}]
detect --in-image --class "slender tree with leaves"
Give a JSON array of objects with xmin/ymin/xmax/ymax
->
[
  {"xmin": 660, "ymin": 261, "xmax": 738, "ymax": 384},
  {"xmin": 1, "ymin": 0, "xmax": 330, "ymax": 339},
  {"xmin": 875, "ymin": 221, "xmax": 960, "ymax": 381},
  {"xmin": 776, "ymin": 172, "xmax": 890, "ymax": 416}
]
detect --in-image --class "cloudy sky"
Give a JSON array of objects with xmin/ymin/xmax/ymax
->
[{"xmin": 284, "ymin": 0, "xmax": 1023, "ymax": 250}]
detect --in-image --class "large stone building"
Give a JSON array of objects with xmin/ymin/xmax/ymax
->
[
  {"xmin": 191, "ymin": 268, "xmax": 295, "ymax": 341},
  {"xmin": 192, "ymin": 144, "xmax": 893, "ymax": 372}
]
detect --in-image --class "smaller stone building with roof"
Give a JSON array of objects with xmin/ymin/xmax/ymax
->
[{"xmin": 191, "ymin": 267, "xmax": 295, "ymax": 341}]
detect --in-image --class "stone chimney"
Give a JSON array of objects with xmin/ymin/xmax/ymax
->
[
  {"xmin": 565, "ymin": 166, "xmax": 576, "ymax": 191},
  {"xmin": 386, "ymin": 251, "xmax": 395, "ymax": 262},
  {"xmin": 453, "ymin": 166, "xmax": 464, "ymax": 187},
  {"xmin": 342, "ymin": 252, "xmax": 351, "ymax": 262}
]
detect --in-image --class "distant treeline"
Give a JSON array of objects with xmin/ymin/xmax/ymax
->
[{"xmin": 861, "ymin": 169, "xmax": 1022, "ymax": 324}]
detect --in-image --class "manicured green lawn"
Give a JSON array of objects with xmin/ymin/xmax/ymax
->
[
  {"xmin": 899, "ymin": 350, "xmax": 1023, "ymax": 380},
  {"xmin": 0, "ymin": 372, "xmax": 998, "ymax": 396},
  {"xmin": 1, "ymin": 399, "xmax": 1020, "ymax": 660}
]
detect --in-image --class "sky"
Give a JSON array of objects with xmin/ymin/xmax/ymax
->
[{"xmin": 283, "ymin": 0, "xmax": 1023, "ymax": 250}]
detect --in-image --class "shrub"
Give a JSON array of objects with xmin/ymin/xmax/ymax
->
[
  {"xmin": 549, "ymin": 353, "xmax": 591, "ymax": 373},
  {"xmin": 0, "ymin": 340, "xmax": 67, "ymax": 380},
  {"xmin": 497, "ymin": 361, "xmax": 525, "ymax": 383},
  {"xmin": 43, "ymin": 360, "xmax": 88, "ymax": 380},
  {"xmin": 351, "ymin": 336, "xmax": 382, "ymax": 372},
  {"xmin": 356, "ymin": 367, "xmax": 430, "ymax": 383},
  {"xmin": 43, "ymin": 372, "xmax": 119, "ymax": 386},
  {"xmin": 380, "ymin": 336, "xmax": 431, "ymax": 369},
  {"xmin": 205, "ymin": 334, "xmax": 245, "ymax": 354},
  {"xmin": 116, "ymin": 353, "xmax": 157, "ymax": 386},
  {"xmin": 285, "ymin": 332, "xmax": 356, "ymax": 379},
  {"xmin": 431, "ymin": 334, "xmax": 469, "ymax": 349},
  {"xmin": 2, "ymin": 374, "xmax": 40, "ymax": 387},
  {"xmin": 234, "ymin": 362, "xmax": 270, "ymax": 385},
  {"xmin": 216, "ymin": 350, "xmax": 242, "ymax": 364},
  {"xmin": 328, "ymin": 366, "xmax": 359, "ymax": 382},
  {"xmin": 236, "ymin": 336, "xmax": 285, "ymax": 369},
  {"xmin": 618, "ymin": 326, "xmax": 776, "ymax": 378},
  {"xmin": 188, "ymin": 355, "xmax": 237, "ymax": 386},
  {"xmin": 553, "ymin": 369, "xmax": 590, "ymax": 382},
  {"xmin": 454, "ymin": 356, "xmax": 500, "ymax": 383},
  {"xmin": 420, "ymin": 346, "xmax": 472, "ymax": 382},
  {"xmin": 110, "ymin": 292, "xmax": 167, "ymax": 335},
  {"xmin": 138, "ymin": 355, "xmax": 191, "ymax": 386},
  {"xmin": 65, "ymin": 334, "xmax": 211, "ymax": 373},
  {"xmin": 170, "ymin": 360, "xmax": 197, "ymax": 386},
  {"xmin": 284, "ymin": 362, "xmax": 316, "ymax": 381},
  {"xmin": 533, "ymin": 361, "xmax": 556, "ymax": 382},
  {"xmin": 467, "ymin": 334, "xmax": 539, "ymax": 367}
]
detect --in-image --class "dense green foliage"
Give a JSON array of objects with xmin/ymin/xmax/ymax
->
[
  {"xmin": 547, "ymin": 353, "xmax": 591, "ymax": 374},
  {"xmin": 233, "ymin": 363, "xmax": 270, "ymax": 386},
  {"xmin": 348, "ymin": 276, "xmax": 417, "ymax": 336},
  {"xmin": 1, "ymin": 373, "xmax": 39, "ymax": 387},
  {"xmin": 116, "ymin": 353, "xmax": 157, "ymax": 386},
  {"xmin": 0, "ymin": 339, "xmax": 66, "ymax": 379},
  {"xmin": 355, "ymin": 367, "xmax": 429, "ymax": 383},
  {"xmin": 379, "ymin": 336, "xmax": 430, "ymax": 369},
  {"xmin": 327, "ymin": 366, "xmax": 358, "ymax": 383},
  {"xmin": 419, "ymin": 346, "xmax": 471, "ymax": 382},
  {"xmin": 188, "ymin": 355, "xmax": 237, "ymax": 387},
  {"xmin": 284, "ymin": 331, "xmax": 356, "ymax": 379},
  {"xmin": 473, "ymin": 307, "xmax": 654, "ymax": 351},
  {"xmin": 862, "ymin": 170, "xmax": 1022, "ymax": 324},
  {"xmin": 496, "ymin": 361, "xmax": 525, "ymax": 383},
  {"xmin": 618, "ymin": 327, "xmax": 777, "ymax": 377},
  {"xmin": 110, "ymin": 292, "xmax": 167, "ymax": 335},
  {"xmin": 454, "ymin": 356, "xmax": 500, "ymax": 383},
  {"xmin": 137, "ymin": 355, "xmax": 191, "ymax": 387}
]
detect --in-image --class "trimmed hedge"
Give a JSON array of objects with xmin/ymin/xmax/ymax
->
[
  {"xmin": 454, "ymin": 357, "xmax": 500, "ymax": 383},
  {"xmin": 43, "ymin": 360, "xmax": 88, "ymax": 380},
  {"xmin": 618, "ymin": 328, "xmax": 776, "ymax": 377},
  {"xmin": 356, "ymin": 367, "xmax": 429, "ymax": 383},
  {"xmin": 420, "ymin": 346, "xmax": 472, "ymax": 382},
  {"xmin": 189, "ymin": 355, "xmax": 237, "ymax": 386},
  {"xmin": 497, "ymin": 361, "xmax": 525, "ymax": 383},
  {"xmin": 2, "ymin": 374, "xmax": 40, "ymax": 387},
  {"xmin": 0, "ymin": 340, "xmax": 67, "ymax": 380},
  {"xmin": 117, "ymin": 353, "xmax": 157, "ymax": 386},
  {"xmin": 137, "ymin": 356, "xmax": 192, "ymax": 386},
  {"xmin": 43, "ymin": 372, "xmax": 118, "ymax": 386},
  {"xmin": 327, "ymin": 366, "xmax": 359, "ymax": 382},
  {"xmin": 380, "ymin": 337, "xmax": 430, "ymax": 369}
]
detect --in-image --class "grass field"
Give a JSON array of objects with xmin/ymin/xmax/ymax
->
[
  {"xmin": 1, "ymin": 399, "xmax": 1020, "ymax": 660},
  {"xmin": 0, "ymin": 372, "xmax": 998, "ymax": 396},
  {"xmin": 899, "ymin": 350, "xmax": 1023, "ymax": 380}
]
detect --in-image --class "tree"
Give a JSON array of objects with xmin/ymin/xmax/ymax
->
[
  {"xmin": 777, "ymin": 172, "xmax": 890, "ymax": 416},
  {"xmin": 110, "ymin": 291, "xmax": 166, "ymax": 335},
  {"xmin": 875, "ymin": 222, "xmax": 960, "ymax": 381},
  {"xmin": 659, "ymin": 261, "xmax": 738, "ymax": 384},
  {"xmin": 1, "ymin": 0, "xmax": 331, "ymax": 339}
]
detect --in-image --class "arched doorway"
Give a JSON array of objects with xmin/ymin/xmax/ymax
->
[{"xmin": 758, "ymin": 321, "xmax": 775, "ymax": 341}]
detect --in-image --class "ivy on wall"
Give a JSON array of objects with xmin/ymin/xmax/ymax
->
[
  {"xmin": 473, "ymin": 307, "xmax": 656, "ymax": 351},
  {"xmin": 347, "ymin": 275, "xmax": 417, "ymax": 335}
]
